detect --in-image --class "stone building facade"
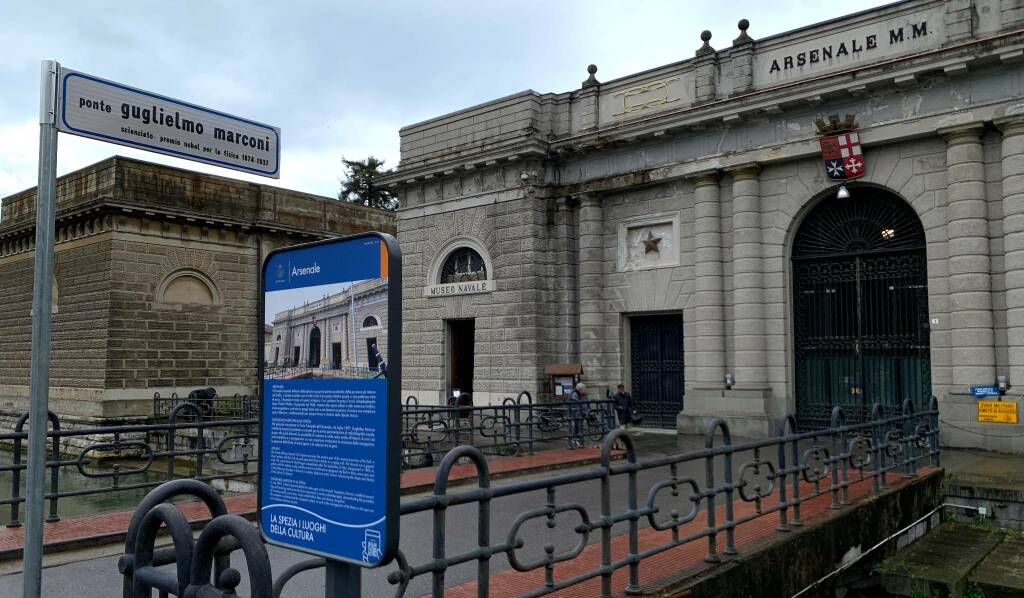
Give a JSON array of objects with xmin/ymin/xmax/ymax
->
[
  {"xmin": 0, "ymin": 156, "xmax": 395, "ymax": 424},
  {"xmin": 380, "ymin": 0, "xmax": 1024, "ymax": 451},
  {"xmin": 268, "ymin": 277, "xmax": 389, "ymax": 374}
]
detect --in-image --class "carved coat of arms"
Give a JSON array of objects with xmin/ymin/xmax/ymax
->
[{"xmin": 816, "ymin": 114, "xmax": 865, "ymax": 181}]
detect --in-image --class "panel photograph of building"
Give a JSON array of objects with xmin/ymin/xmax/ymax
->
[{"xmin": 265, "ymin": 277, "xmax": 389, "ymax": 380}]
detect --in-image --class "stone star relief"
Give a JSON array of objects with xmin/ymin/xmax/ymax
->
[{"xmin": 643, "ymin": 230, "xmax": 662, "ymax": 254}]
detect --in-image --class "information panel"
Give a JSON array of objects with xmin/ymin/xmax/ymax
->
[
  {"xmin": 978, "ymin": 400, "xmax": 1018, "ymax": 424},
  {"xmin": 57, "ymin": 66, "xmax": 280, "ymax": 178},
  {"xmin": 258, "ymin": 233, "xmax": 401, "ymax": 566}
]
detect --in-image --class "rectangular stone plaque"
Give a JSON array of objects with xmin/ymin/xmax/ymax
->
[
  {"xmin": 424, "ymin": 279, "xmax": 495, "ymax": 297},
  {"xmin": 752, "ymin": 3, "xmax": 947, "ymax": 88},
  {"xmin": 978, "ymin": 400, "xmax": 1018, "ymax": 424}
]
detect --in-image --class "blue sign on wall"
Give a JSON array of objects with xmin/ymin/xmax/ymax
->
[
  {"xmin": 258, "ymin": 233, "xmax": 401, "ymax": 566},
  {"xmin": 971, "ymin": 385, "xmax": 1001, "ymax": 398}
]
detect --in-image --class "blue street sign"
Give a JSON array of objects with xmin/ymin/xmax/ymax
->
[
  {"xmin": 258, "ymin": 233, "xmax": 401, "ymax": 567},
  {"xmin": 971, "ymin": 385, "xmax": 1000, "ymax": 398}
]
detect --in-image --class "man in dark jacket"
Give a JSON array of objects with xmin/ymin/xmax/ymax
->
[
  {"xmin": 568, "ymin": 382, "xmax": 589, "ymax": 446},
  {"xmin": 612, "ymin": 384, "xmax": 633, "ymax": 428}
]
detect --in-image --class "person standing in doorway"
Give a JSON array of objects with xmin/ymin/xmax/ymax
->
[
  {"xmin": 612, "ymin": 384, "xmax": 632, "ymax": 429},
  {"xmin": 568, "ymin": 382, "xmax": 590, "ymax": 447}
]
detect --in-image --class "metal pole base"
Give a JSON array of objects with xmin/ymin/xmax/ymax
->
[{"xmin": 325, "ymin": 560, "xmax": 362, "ymax": 598}]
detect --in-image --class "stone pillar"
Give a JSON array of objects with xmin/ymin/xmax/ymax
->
[
  {"xmin": 553, "ymin": 196, "xmax": 580, "ymax": 362},
  {"xmin": 577, "ymin": 193, "xmax": 604, "ymax": 378},
  {"xmin": 691, "ymin": 171, "xmax": 725, "ymax": 387},
  {"xmin": 940, "ymin": 123, "xmax": 996, "ymax": 388},
  {"xmin": 678, "ymin": 168, "xmax": 773, "ymax": 437},
  {"xmin": 997, "ymin": 115, "xmax": 1024, "ymax": 387},
  {"xmin": 1002, "ymin": 0, "xmax": 1024, "ymax": 29},
  {"xmin": 944, "ymin": 0, "xmax": 975, "ymax": 44},
  {"xmin": 693, "ymin": 31, "xmax": 718, "ymax": 105},
  {"xmin": 727, "ymin": 163, "xmax": 767, "ymax": 390},
  {"xmin": 729, "ymin": 20, "xmax": 754, "ymax": 96},
  {"xmin": 576, "ymin": 66, "xmax": 601, "ymax": 134}
]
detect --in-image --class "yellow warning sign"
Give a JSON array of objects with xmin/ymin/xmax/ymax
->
[{"xmin": 978, "ymin": 400, "xmax": 1018, "ymax": 424}]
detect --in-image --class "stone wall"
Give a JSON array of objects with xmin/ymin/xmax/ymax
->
[
  {"xmin": 106, "ymin": 232, "xmax": 258, "ymax": 400},
  {"xmin": 383, "ymin": 0, "xmax": 1024, "ymax": 448},
  {"xmin": 398, "ymin": 180, "xmax": 552, "ymax": 404},
  {"xmin": 0, "ymin": 235, "xmax": 112, "ymax": 418},
  {"xmin": 0, "ymin": 156, "xmax": 397, "ymax": 422}
]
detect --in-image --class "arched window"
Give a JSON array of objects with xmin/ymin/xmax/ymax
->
[
  {"xmin": 440, "ymin": 247, "xmax": 486, "ymax": 284},
  {"xmin": 276, "ymin": 335, "xmax": 281, "ymax": 341},
  {"xmin": 158, "ymin": 269, "xmax": 220, "ymax": 306},
  {"xmin": 362, "ymin": 315, "xmax": 379, "ymax": 329}
]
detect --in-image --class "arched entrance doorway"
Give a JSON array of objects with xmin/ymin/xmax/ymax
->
[
  {"xmin": 791, "ymin": 188, "xmax": 931, "ymax": 430},
  {"xmin": 308, "ymin": 326, "xmax": 321, "ymax": 368}
]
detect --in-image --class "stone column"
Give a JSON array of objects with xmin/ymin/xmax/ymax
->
[
  {"xmin": 551, "ymin": 196, "xmax": 580, "ymax": 362},
  {"xmin": 577, "ymin": 193, "xmax": 604, "ymax": 377},
  {"xmin": 691, "ymin": 170, "xmax": 725, "ymax": 387},
  {"xmin": 940, "ymin": 123, "xmax": 996, "ymax": 387},
  {"xmin": 727, "ymin": 163, "xmax": 767, "ymax": 390},
  {"xmin": 997, "ymin": 115, "xmax": 1024, "ymax": 387}
]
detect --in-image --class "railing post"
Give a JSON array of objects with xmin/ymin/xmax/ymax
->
[
  {"xmin": 599, "ymin": 437, "xmax": 613, "ymax": 596},
  {"xmin": 829, "ymin": 406, "xmax": 849, "ymax": 508},
  {"xmin": 46, "ymin": 411, "xmax": 60, "ymax": 522},
  {"xmin": 602, "ymin": 430, "xmax": 634, "ymax": 593},
  {"xmin": 8, "ymin": 415, "xmax": 27, "ymax": 528},
  {"xmin": 870, "ymin": 403, "xmax": 884, "ymax": 494},
  {"xmin": 167, "ymin": 402, "xmax": 202, "ymax": 481},
  {"xmin": 517, "ymin": 391, "xmax": 534, "ymax": 455},
  {"xmin": 430, "ymin": 445, "xmax": 490, "ymax": 598},
  {"xmin": 704, "ymin": 418, "xmax": 735, "ymax": 560},
  {"xmin": 902, "ymin": 399, "xmax": 915, "ymax": 478},
  {"xmin": 930, "ymin": 395, "xmax": 941, "ymax": 467},
  {"xmin": 776, "ymin": 415, "xmax": 796, "ymax": 532}
]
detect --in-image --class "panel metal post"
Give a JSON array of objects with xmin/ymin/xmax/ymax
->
[
  {"xmin": 23, "ymin": 59, "xmax": 59, "ymax": 598},
  {"xmin": 325, "ymin": 560, "xmax": 362, "ymax": 598},
  {"xmin": 351, "ymin": 289, "xmax": 356, "ymax": 368}
]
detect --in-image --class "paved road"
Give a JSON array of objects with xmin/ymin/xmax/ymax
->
[{"xmin": 0, "ymin": 431, "xmax": 789, "ymax": 597}]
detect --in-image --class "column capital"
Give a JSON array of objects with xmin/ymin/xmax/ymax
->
[
  {"xmin": 570, "ymin": 191, "xmax": 601, "ymax": 207},
  {"xmin": 994, "ymin": 114, "xmax": 1024, "ymax": 136},
  {"xmin": 938, "ymin": 122, "xmax": 985, "ymax": 145},
  {"xmin": 725, "ymin": 162, "xmax": 761, "ymax": 180},
  {"xmin": 690, "ymin": 168, "xmax": 722, "ymax": 187}
]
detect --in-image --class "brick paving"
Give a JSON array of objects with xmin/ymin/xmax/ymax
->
[
  {"xmin": 432, "ymin": 468, "xmax": 940, "ymax": 598},
  {"xmin": 0, "ymin": 446, "xmax": 610, "ymax": 560}
]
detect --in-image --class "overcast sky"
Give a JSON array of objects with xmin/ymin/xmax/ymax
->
[
  {"xmin": 0, "ymin": 0, "xmax": 891, "ymax": 204},
  {"xmin": 265, "ymin": 282, "xmax": 353, "ymax": 326}
]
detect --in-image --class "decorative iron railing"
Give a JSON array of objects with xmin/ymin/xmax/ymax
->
[
  {"xmin": 400, "ymin": 392, "xmax": 617, "ymax": 468},
  {"xmin": 0, "ymin": 407, "xmax": 258, "ymax": 527},
  {"xmin": 153, "ymin": 391, "xmax": 259, "ymax": 421},
  {"xmin": 117, "ymin": 398, "xmax": 939, "ymax": 598},
  {"xmin": 1, "ymin": 393, "xmax": 615, "ymax": 525}
]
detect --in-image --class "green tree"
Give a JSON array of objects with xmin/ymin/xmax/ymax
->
[{"xmin": 338, "ymin": 156, "xmax": 399, "ymax": 210}]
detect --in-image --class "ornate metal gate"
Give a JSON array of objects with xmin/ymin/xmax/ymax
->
[
  {"xmin": 629, "ymin": 314, "xmax": 684, "ymax": 428},
  {"xmin": 792, "ymin": 192, "xmax": 931, "ymax": 430}
]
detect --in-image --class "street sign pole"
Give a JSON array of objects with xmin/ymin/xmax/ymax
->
[
  {"xmin": 23, "ymin": 59, "xmax": 59, "ymax": 598},
  {"xmin": 325, "ymin": 560, "xmax": 362, "ymax": 598}
]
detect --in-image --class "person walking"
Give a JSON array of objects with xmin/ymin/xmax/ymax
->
[
  {"xmin": 568, "ymin": 382, "xmax": 590, "ymax": 448},
  {"xmin": 612, "ymin": 383, "xmax": 633, "ymax": 429}
]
